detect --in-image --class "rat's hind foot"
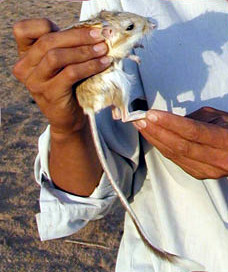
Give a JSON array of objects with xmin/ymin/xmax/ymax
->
[
  {"xmin": 127, "ymin": 54, "xmax": 141, "ymax": 65},
  {"xmin": 121, "ymin": 110, "xmax": 146, "ymax": 123}
]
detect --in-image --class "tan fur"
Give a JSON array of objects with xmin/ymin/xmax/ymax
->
[{"xmin": 76, "ymin": 67, "xmax": 124, "ymax": 114}]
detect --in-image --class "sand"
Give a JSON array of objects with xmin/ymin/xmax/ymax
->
[{"xmin": 0, "ymin": 1, "xmax": 124, "ymax": 271}]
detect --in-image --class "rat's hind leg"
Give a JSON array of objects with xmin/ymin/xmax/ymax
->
[
  {"xmin": 112, "ymin": 86, "xmax": 146, "ymax": 123},
  {"xmin": 127, "ymin": 54, "xmax": 141, "ymax": 65},
  {"xmin": 112, "ymin": 106, "xmax": 122, "ymax": 120}
]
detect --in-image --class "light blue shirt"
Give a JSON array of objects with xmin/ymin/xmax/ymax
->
[{"xmin": 35, "ymin": 1, "xmax": 228, "ymax": 271}]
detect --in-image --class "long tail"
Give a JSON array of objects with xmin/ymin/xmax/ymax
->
[{"xmin": 88, "ymin": 112, "xmax": 205, "ymax": 272}]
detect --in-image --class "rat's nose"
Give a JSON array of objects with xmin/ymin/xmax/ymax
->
[
  {"xmin": 147, "ymin": 18, "xmax": 157, "ymax": 30},
  {"xmin": 149, "ymin": 22, "xmax": 157, "ymax": 30},
  {"xmin": 102, "ymin": 27, "xmax": 113, "ymax": 39}
]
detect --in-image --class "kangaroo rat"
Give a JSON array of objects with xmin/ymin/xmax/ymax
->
[{"xmin": 74, "ymin": 10, "xmax": 204, "ymax": 271}]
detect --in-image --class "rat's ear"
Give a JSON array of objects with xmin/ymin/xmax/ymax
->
[
  {"xmin": 100, "ymin": 10, "xmax": 111, "ymax": 17},
  {"xmin": 74, "ymin": 19, "xmax": 102, "ymax": 29},
  {"xmin": 100, "ymin": 10, "xmax": 118, "ymax": 19}
]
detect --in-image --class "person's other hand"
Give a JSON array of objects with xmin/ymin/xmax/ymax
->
[
  {"xmin": 13, "ymin": 18, "xmax": 111, "ymax": 135},
  {"xmin": 133, "ymin": 107, "xmax": 228, "ymax": 179}
]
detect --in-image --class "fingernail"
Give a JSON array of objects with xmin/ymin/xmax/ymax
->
[
  {"xmin": 100, "ymin": 56, "xmax": 113, "ymax": 65},
  {"xmin": 148, "ymin": 113, "xmax": 158, "ymax": 122},
  {"xmin": 93, "ymin": 42, "xmax": 107, "ymax": 53},
  {"xmin": 134, "ymin": 120, "xmax": 147, "ymax": 129},
  {"xmin": 90, "ymin": 28, "xmax": 102, "ymax": 38}
]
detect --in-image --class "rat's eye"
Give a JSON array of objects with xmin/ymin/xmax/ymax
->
[{"xmin": 126, "ymin": 23, "xmax": 135, "ymax": 31}]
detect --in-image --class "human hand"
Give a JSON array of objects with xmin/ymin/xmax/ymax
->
[
  {"xmin": 13, "ymin": 18, "xmax": 111, "ymax": 135},
  {"xmin": 133, "ymin": 107, "xmax": 228, "ymax": 179}
]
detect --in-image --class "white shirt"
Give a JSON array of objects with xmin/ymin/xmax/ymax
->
[{"xmin": 35, "ymin": 1, "xmax": 228, "ymax": 271}]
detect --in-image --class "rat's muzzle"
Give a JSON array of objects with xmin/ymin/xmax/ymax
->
[{"xmin": 147, "ymin": 17, "xmax": 157, "ymax": 30}]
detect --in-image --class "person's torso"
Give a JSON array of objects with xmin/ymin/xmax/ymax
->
[{"xmin": 81, "ymin": 1, "xmax": 228, "ymax": 271}]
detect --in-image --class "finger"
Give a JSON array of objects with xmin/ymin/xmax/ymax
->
[
  {"xmin": 146, "ymin": 110, "xmax": 228, "ymax": 149},
  {"xmin": 138, "ymin": 127, "xmax": 225, "ymax": 179},
  {"xmin": 34, "ymin": 43, "xmax": 108, "ymax": 80},
  {"xmin": 186, "ymin": 106, "xmax": 228, "ymax": 123},
  {"xmin": 27, "ymin": 56, "xmax": 113, "ymax": 98},
  {"xmin": 172, "ymin": 156, "xmax": 225, "ymax": 180},
  {"xmin": 210, "ymin": 116, "xmax": 228, "ymax": 129},
  {"xmin": 26, "ymin": 27, "xmax": 104, "ymax": 67},
  {"xmin": 137, "ymin": 121, "xmax": 228, "ymax": 172},
  {"xmin": 53, "ymin": 56, "xmax": 113, "ymax": 91},
  {"xmin": 13, "ymin": 18, "xmax": 59, "ymax": 57},
  {"xmin": 13, "ymin": 27, "xmax": 105, "ymax": 82}
]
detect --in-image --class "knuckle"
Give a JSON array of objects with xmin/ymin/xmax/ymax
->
[
  {"xmin": 88, "ymin": 59, "xmax": 101, "ymax": 73},
  {"xmin": 25, "ymin": 77, "xmax": 33, "ymax": 92},
  {"xmin": 36, "ymin": 36, "xmax": 48, "ymax": 52},
  {"xmin": 73, "ymin": 27, "xmax": 91, "ymax": 43},
  {"xmin": 12, "ymin": 61, "xmax": 23, "ymax": 79},
  {"xmin": 41, "ymin": 32, "xmax": 54, "ymax": 43},
  {"xmin": 36, "ymin": 33, "xmax": 54, "ymax": 52},
  {"xmin": 186, "ymin": 122, "xmax": 200, "ymax": 141},
  {"xmin": 206, "ymin": 169, "xmax": 222, "ymax": 179},
  {"xmin": 13, "ymin": 20, "xmax": 27, "ymax": 38},
  {"xmin": 161, "ymin": 146, "xmax": 178, "ymax": 160},
  {"xmin": 162, "ymin": 150, "xmax": 176, "ymax": 160},
  {"xmin": 195, "ymin": 165, "xmax": 225, "ymax": 180},
  {"xmin": 192, "ymin": 172, "xmax": 205, "ymax": 180},
  {"xmin": 43, "ymin": 91, "xmax": 53, "ymax": 103},
  {"xmin": 25, "ymin": 77, "xmax": 42, "ymax": 95},
  {"xmin": 213, "ymin": 158, "xmax": 228, "ymax": 173},
  {"xmin": 188, "ymin": 168, "xmax": 208, "ymax": 180},
  {"xmin": 64, "ymin": 66, "xmax": 79, "ymax": 81},
  {"xmin": 176, "ymin": 140, "xmax": 189, "ymax": 156},
  {"xmin": 46, "ymin": 49, "xmax": 59, "ymax": 68},
  {"xmin": 12, "ymin": 59, "xmax": 28, "ymax": 83},
  {"xmin": 79, "ymin": 45, "xmax": 91, "ymax": 57}
]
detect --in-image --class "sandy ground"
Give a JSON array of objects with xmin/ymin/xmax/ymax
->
[{"xmin": 0, "ymin": 1, "xmax": 124, "ymax": 271}]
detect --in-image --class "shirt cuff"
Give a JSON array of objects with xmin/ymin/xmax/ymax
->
[
  {"xmin": 34, "ymin": 125, "xmax": 131, "ymax": 241},
  {"xmin": 35, "ymin": 172, "xmax": 116, "ymax": 241}
]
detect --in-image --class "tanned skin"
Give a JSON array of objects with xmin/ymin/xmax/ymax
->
[{"xmin": 13, "ymin": 18, "xmax": 112, "ymax": 196}]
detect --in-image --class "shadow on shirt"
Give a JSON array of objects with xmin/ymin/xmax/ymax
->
[{"xmin": 138, "ymin": 11, "xmax": 228, "ymax": 114}]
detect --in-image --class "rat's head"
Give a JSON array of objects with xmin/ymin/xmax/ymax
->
[{"xmin": 98, "ymin": 10, "xmax": 156, "ymax": 57}]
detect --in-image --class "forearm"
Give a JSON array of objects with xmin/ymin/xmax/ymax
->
[{"xmin": 49, "ymin": 118, "xmax": 103, "ymax": 197}]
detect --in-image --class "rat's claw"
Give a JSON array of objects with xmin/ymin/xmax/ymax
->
[{"xmin": 127, "ymin": 54, "xmax": 141, "ymax": 64}]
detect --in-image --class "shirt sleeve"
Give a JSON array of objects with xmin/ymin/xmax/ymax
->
[{"xmin": 34, "ymin": 113, "xmax": 140, "ymax": 241}]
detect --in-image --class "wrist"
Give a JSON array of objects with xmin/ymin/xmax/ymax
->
[{"xmin": 50, "ymin": 117, "xmax": 88, "ymax": 143}]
